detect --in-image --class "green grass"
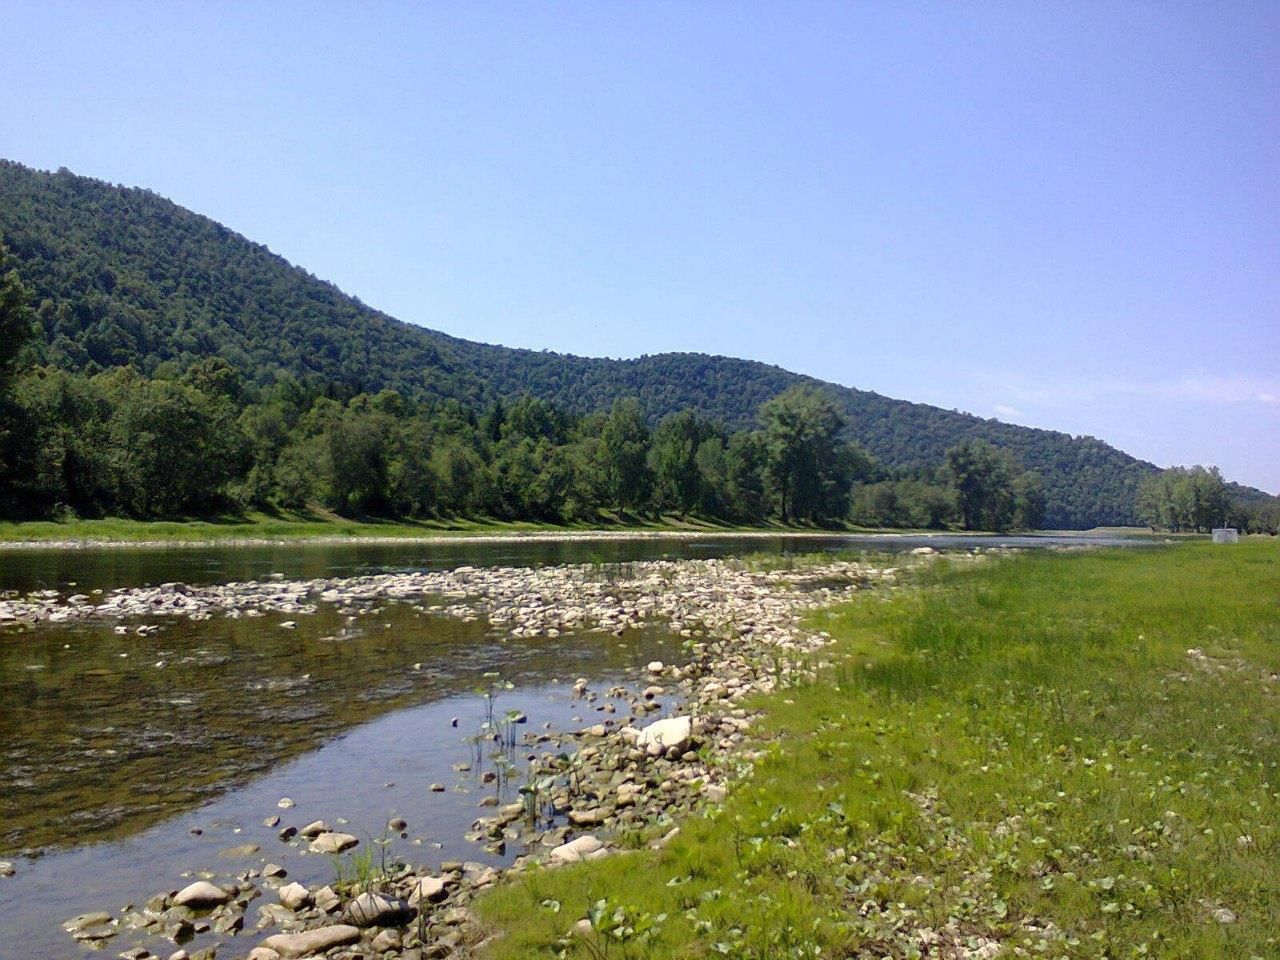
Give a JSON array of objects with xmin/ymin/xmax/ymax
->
[
  {"xmin": 475, "ymin": 542, "xmax": 1280, "ymax": 959},
  {"xmin": 0, "ymin": 512, "xmax": 770, "ymax": 544},
  {"xmin": 0, "ymin": 511, "xmax": 997, "ymax": 545}
]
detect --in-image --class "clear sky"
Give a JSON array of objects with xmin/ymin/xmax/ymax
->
[{"xmin": 5, "ymin": 2, "xmax": 1278, "ymax": 491}]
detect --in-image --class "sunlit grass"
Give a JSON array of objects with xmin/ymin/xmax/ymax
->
[
  {"xmin": 475, "ymin": 542, "xmax": 1280, "ymax": 959},
  {"xmin": 0, "ymin": 509, "xmax": 1057, "ymax": 544},
  {"xmin": 0, "ymin": 512, "xmax": 779, "ymax": 543}
]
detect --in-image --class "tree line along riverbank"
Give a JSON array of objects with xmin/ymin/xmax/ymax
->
[{"xmin": 4, "ymin": 252, "xmax": 1274, "ymax": 536}]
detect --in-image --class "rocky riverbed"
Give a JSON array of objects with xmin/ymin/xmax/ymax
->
[{"xmin": 27, "ymin": 548, "xmax": 984, "ymax": 959}]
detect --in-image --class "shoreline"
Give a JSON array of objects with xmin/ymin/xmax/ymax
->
[
  {"xmin": 0, "ymin": 524, "xmax": 1116, "ymax": 553},
  {"xmin": 26, "ymin": 552, "xmax": 935, "ymax": 959}
]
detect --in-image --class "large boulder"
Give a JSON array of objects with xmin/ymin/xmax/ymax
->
[
  {"xmin": 345, "ymin": 892, "xmax": 415, "ymax": 927},
  {"xmin": 259, "ymin": 925, "xmax": 361, "ymax": 958},
  {"xmin": 547, "ymin": 835, "xmax": 605, "ymax": 865},
  {"xmin": 636, "ymin": 715, "xmax": 692, "ymax": 753},
  {"xmin": 172, "ymin": 881, "xmax": 231, "ymax": 907}
]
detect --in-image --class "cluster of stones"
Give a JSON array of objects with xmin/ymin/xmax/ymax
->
[
  {"xmin": 0, "ymin": 554, "xmax": 899, "ymax": 631},
  {"xmin": 53, "ymin": 550, "xmax": 982, "ymax": 960},
  {"xmin": 63, "ymin": 878, "xmax": 257, "ymax": 956}
]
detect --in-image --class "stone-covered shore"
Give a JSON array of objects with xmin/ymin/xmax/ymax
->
[{"xmin": 38, "ymin": 548, "xmax": 975, "ymax": 960}]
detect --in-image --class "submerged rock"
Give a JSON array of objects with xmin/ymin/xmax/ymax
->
[
  {"xmin": 63, "ymin": 911, "xmax": 114, "ymax": 932},
  {"xmin": 217, "ymin": 842, "xmax": 260, "ymax": 859}
]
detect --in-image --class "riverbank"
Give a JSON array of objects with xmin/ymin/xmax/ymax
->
[
  {"xmin": 0, "ymin": 514, "xmax": 733, "ymax": 547},
  {"xmin": 474, "ymin": 541, "xmax": 1279, "ymax": 959},
  {"xmin": 0, "ymin": 513, "xmax": 1126, "ymax": 550}
]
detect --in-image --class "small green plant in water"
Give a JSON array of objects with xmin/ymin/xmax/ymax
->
[{"xmin": 332, "ymin": 826, "xmax": 400, "ymax": 895}]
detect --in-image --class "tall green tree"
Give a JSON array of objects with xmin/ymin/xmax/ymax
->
[
  {"xmin": 0, "ymin": 258, "xmax": 33, "ymax": 386},
  {"xmin": 323, "ymin": 402, "xmax": 391, "ymax": 514},
  {"xmin": 105, "ymin": 374, "xmax": 246, "ymax": 516},
  {"xmin": 944, "ymin": 439, "xmax": 1018, "ymax": 531},
  {"xmin": 723, "ymin": 430, "xmax": 769, "ymax": 522},
  {"xmin": 650, "ymin": 410, "xmax": 717, "ymax": 516},
  {"xmin": 9, "ymin": 368, "xmax": 115, "ymax": 516},
  {"xmin": 759, "ymin": 386, "xmax": 849, "ymax": 523},
  {"xmin": 1137, "ymin": 466, "xmax": 1230, "ymax": 532},
  {"xmin": 597, "ymin": 398, "xmax": 652, "ymax": 515},
  {"xmin": 1013, "ymin": 471, "xmax": 1047, "ymax": 531},
  {"xmin": 0, "ymin": 250, "xmax": 35, "ymax": 505}
]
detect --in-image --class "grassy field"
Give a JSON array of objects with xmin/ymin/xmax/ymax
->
[{"xmin": 475, "ymin": 542, "xmax": 1279, "ymax": 959}]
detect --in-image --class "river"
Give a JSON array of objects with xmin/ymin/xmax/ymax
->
[{"xmin": 0, "ymin": 532, "xmax": 1139, "ymax": 958}]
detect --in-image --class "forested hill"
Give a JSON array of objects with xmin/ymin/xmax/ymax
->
[{"xmin": 0, "ymin": 159, "xmax": 1214, "ymax": 527}]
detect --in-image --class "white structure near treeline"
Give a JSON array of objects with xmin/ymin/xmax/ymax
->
[{"xmin": 1212, "ymin": 528, "xmax": 1240, "ymax": 543}]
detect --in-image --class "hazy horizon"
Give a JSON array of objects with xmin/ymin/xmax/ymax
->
[{"xmin": 4, "ymin": 2, "xmax": 1277, "ymax": 491}]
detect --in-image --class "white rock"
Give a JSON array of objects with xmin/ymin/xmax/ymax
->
[
  {"xmin": 636, "ymin": 715, "xmax": 692, "ymax": 752},
  {"xmin": 408, "ymin": 875, "xmax": 451, "ymax": 905},
  {"xmin": 277, "ymin": 882, "xmax": 311, "ymax": 910},
  {"xmin": 260, "ymin": 925, "xmax": 361, "ymax": 958},
  {"xmin": 309, "ymin": 831, "xmax": 359, "ymax": 854},
  {"xmin": 172, "ymin": 881, "xmax": 231, "ymax": 907},
  {"xmin": 346, "ymin": 891, "xmax": 412, "ymax": 927},
  {"xmin": 547, "ymin": 835, "xmax": 604, "ymax": 865}
]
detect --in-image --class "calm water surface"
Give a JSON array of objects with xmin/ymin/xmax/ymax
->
[{"xmin": 0, "ymin": 533, "xmax": 1138, "ymax": 958}]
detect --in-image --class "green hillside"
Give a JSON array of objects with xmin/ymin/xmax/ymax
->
[{"xmin": 0, "ymin": 159, "xmax": 1246, "ymax": 527}]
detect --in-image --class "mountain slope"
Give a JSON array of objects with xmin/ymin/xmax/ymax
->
[{"xmin": 0, "ymin": 159, "xmax": 1225, "ymax": 527}]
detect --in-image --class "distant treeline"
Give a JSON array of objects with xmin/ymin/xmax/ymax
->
[
  {"xmin": 0, "ymin": 367, "xmax": 1045, "ymax": 532},
  {"xmin": 1137, "ymin": 466, "xmax": 1278, "ymax": 534}
]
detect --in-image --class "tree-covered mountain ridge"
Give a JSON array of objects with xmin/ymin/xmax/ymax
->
[{"xmin": 0, "ymin": 159, "xmax": 1263, "ymax": 527}]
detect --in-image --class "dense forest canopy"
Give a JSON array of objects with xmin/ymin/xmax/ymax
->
[{"xmin": 0, "ymin": 159, "xmax": 1272, "ymax": 528}]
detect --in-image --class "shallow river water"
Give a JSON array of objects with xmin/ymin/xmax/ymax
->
[{"xmin": 0, "ymin": 533, "xmax": 1137, "ymax": 958}]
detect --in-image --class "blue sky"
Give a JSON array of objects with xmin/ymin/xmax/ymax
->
[{"xmin": 5, "ymin": 2, "xmax": 1278, "ymax": 491}]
